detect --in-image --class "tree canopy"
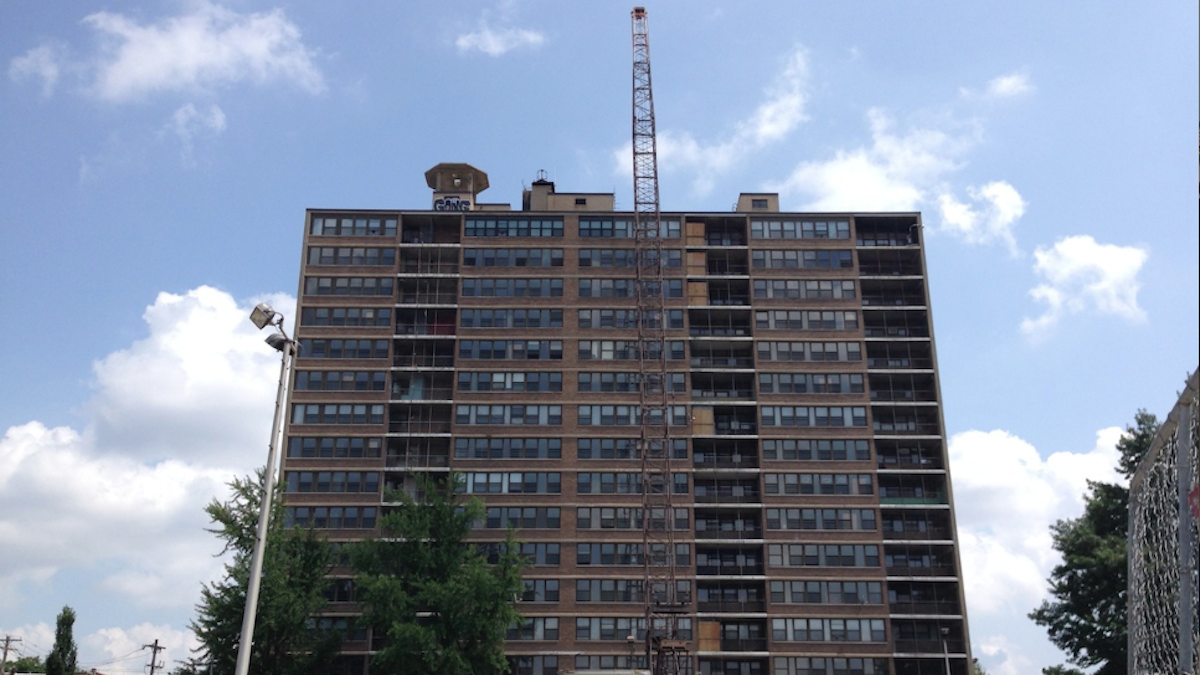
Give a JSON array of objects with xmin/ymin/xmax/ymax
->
[
  {"xmin": 351, "ymin": 472, "xmax": 524, "ymax": 675},
  {"xmin": 1029, "ymin": 410, "xmax": 1159, "ymax": 675},
  {"xmin": 184, "ymin": 471, "xmax": 339, "ymax": 675}
]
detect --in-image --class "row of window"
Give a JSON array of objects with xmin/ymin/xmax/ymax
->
[
  {"xmin": 579, "ymin": 218, "xmax": 681, "ymax": 239},
  {"xmin": 763, "ymin": 473, "xmax": 874, "ymax": 495},
  {"xmin": 771, "ymin": 657, "xmax": 889, "ymax": 675},
  {"xmin": 464, "ymin": 218, "xmax": 563, "ymax": 238},
  {"xmin": 303, "ymin": 276, "xmax": 393, "ymax": 296},
  {"xmin": 455, "ymin": 404, "xmax": 562, "ymax": 425},
  {"xmin": 577, "ymin": 405, "xmax": 688, "ymax": 426},
  {"xmin": 307, "ymin": 247, "xmax": 396, "ymax": 266},
  {"xmin": 297, "ymin": 339, "xmax": 388, "ymax": 359},
  {"xmin": 454, "ymin": 437, "xmax": 561, "ymax": 459},
  {"xmin": 287, "ymin": 436, "xmax": 382, "ymax": 458},
  {"xmin": 579, "ymin": 340, "xmax": 686, "ymax": 361},
  {"xmin": 576, "ymin": 507, "xmax": 689, "ymax": 530},
  {"xmin": 765, "ymin": 508, "xmax": 877, "ymax": 531},
  {"xmin": 291, "ymin": 404, "xmax": 385, "ymax": 425},
  {"xmin": 772, "ymin": 618, "xmax": 886, "ymax": 644},
  {"xmin": 757, "ymin": 341, "xmax": 861, "ymax": 362},
  {"xmin": 457, "ymin": 371, "xmax": 562, "ymax": 392},
  {"xmin": 285, "ymin": 471, "xmax": 379, "ymax": 493},
  {"xmin": 753, "ymin": 279, "xmax": 856, "ymax": 300},
  {"xmin": 577, "ymin": 371, "xmax": 686, "ymax": 393},
  {"xmin": 294, "ymin": 370, "xmax": 387, "ymax": 391},
  {"xmin": 752, "ymin": 249, "xmax": 853, "ymax": 269},
  {"xmin": 758, "ymin": 373, "xmax": 864, "ymax": 394},
  {"xmin": 458, "ymin": 340, "xmax": 562, "ymax": 360},
  {"xmin": 284, "ymin": 506, "xmax": 376, "ymax": 529},
  {"xmin": 460, "ymin": 278, "xmax": 563, "ymax": 297},
  {"xmin": 761, "ymin": 406, "xmax": 869, "ymax": 427},
  {"xmin": 769, "ymin": 580, "xmax": 883, "ymax": 605},
  {"xmin": 751, "ymin": 220, "xmax": 851, "ymax": 240},
  {"xmin": 755, "ymin": 310, "xmax": 859, "ymax": 330},
  {"xmin": 578, "ymin": 278, "xmax": 683, "ymax": 298},
  {"xmin": 299, "ymin": 307, "xmax": 391, "ymax": 327},
  {"xmin": 459, "ymin": 309, "xmax": 562, "ymax": 328},
  {"xmin": 461, "ymin": 472, "xmax": 562, "ymax": 494},
  {"xmin": 578, "ymin": 308, "xmax": 685, "ymax": 329},
  {"xmin": 484, "ymin": 507, "xmax": 561, "ymax": 529},
  {"xmin": 309, "ymin": 216, "xmax": 396, "ymax": 237},
  {"xmin": 579, "ymin": 248, "xmax": 681, "ymax": 267},
  {"xmin": 463, "ymin": 248, "xmax": 563, "ymax": 267}
]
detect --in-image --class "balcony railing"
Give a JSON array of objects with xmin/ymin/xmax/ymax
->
[
  {"xmin": 886, "ymin": 565, "xmax": 957, "ymax": 577},
  {"xmin": 706, "ymin": 296, "xmax": 751, "ymax": 306},
  {"xmin": 870, "ymin": 389, "xmax": 938, "ymax": 402},
  {"xmin": 693, "ymin": 454, "xmax": 759, "ymax": 469},
  {"xmin": 692, "ymin": 388, "xmax": 755, "ymax": 400},
  {"xmin": 387, "ymin": 421, "xmax": 452, "ymax": 434},
  {"xmin": 866, "ymin": 357, "xmax": 935, "ymax": 369},
  {"xmin": 718, "ymin": 637, "xmax": 768, "ymax": 651},
  {"xmin": 391, "ymin": 387, "xmax": 453, "ymax": 400},
  {"xmin": 694, "ymin": 488, "xmax": 761, "ymax": 504},
  {"xmin": 690, "ymin": 327, "xmax": 752, "ymax": 337},
  {"xmin": 396, "ymin": 323, "xmax": 456, "ymax": 336},
  {"xmin": 386, "ymin": 454, "xmax": 450, "ymax": 468},
  {"xmin": 696, "ymin": 564, "xmax": 764, "ymax": 576},
  {"xmin": 893, "ymin": 638, "xmax": 966, "ymax": 654},
  {"xmin": 398, "ymin": 293, "xmax": 458, "ymax": 305},
  {"xmin": 691, "ymin": 356, "xmax": 755, "ymax": 368},
  {"xmin": 696, "ymin": 600, "xmax": 766, "ymax": 613},
  {"xmin": 888, "ymin": 601, "xmax": 962, "ymax": 615},
  {"xmin": 714, "ymin": 421, "xmax": 757, "ymax": 435},
  {"xmin": 882, "ymin": 528, "xmax": 952, "ymax": 541},
  {"xmin": 399, "ymin": 263, "xmax": 459, "ymax": 275},
  {"xmin": 694, "ymin": 528, "xmax": 763, "ymax": 540},
  {"xmin": 392, "ymin": 354, "xmax": 455, "ymax": 368},
  {"xmin": 873, "ymin": 422, "xmax": 941, "ymax": 435}
]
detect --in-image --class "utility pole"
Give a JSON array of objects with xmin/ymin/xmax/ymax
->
[
  {"xmin": 144, "ymin": 639, "xmax": 165, "ymax": 675},
  {"xmin": 2, "ymin": 635, "xmax": 23, "ymax": 675}
]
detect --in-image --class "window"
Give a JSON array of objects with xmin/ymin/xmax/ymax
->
[
  {"xmin": 465, "ymin": 217, "xmax": 563, "ymax": 237},
  {"xmin": 309, "ymin": 216, "xmax": 396, "ymax": 237},
  {"xmin": 753, "ymin": 310, "xmax": 859, "ymax": 331},
  {"xmin": 578, "ymin": 279, "xmax": 682, "ymax": 298},
  {"xmin": 506, "ymin": 617, "xmax": 560, "ymax": 640},
  {"xmin": 577, "ymin": 405, "xmax": 687, "ymax": 427},
  {"xmin": 287, "ymin": 437, "xmax": 383, "ymax": 459},
  {"xmin": 300, "ymin": 307, "xmax": 391, "ymax": 327},
  {"xmin": 761, "ymin": 439, "xmax": 870, "ymax": 461},
  {"xmin": 760, "ymin": 406, "xmax": 868, "ymax": 428},
  {"xmin": 302, "ymin": 277, "xmax": 393, "ymax": 297},
  {"xmin": 767, "ymin": 544, "xmax": 880, "ymax": 568},
  {"xmin": 758, "ymin": 373, "xmax": 864, "ymax": 394},
  {"xmin": 750, "ymin": 219, "xmax": 851, "ymax": 240},
  {"xmin": 294, "ymin": 370, "xmax": 387, "ymax": 391},
  {"xmin": 461, "ymin": 278, "xmax": 563, "ymax": 297},
  {"xmin": 578, "ymin": 437, "xmax": 687, "ymax": 460},
  {"xmin": 455, "ymin": 405, "xmax": 563, "ymax": 425},
  {"xmin": 458, "ymin": 372, "xmax": 563, "ymax": 392},
  {"xmin": 578, "ymin": 340, "xmax": 685, "ymax": 361},
  {"xmin": 756, "ymin": 341, "xmax": 862, "ymax": 362},
  {"xmin": 578, "ymin": 309, "xmax": 684, "ymax": 329},
  {"xmin": 454, "ymin": 437, "xmax": 561, "ymax": 459},
  {"xmin": 296, "ymin": 339, "xmax": 389, "ymax": 359},
  {"xmin": 484, "ymin": 507, "xmax": 561, "ymax": 529},
  {"xmin": 460, "ymin": 309, "xmax": 563, "ymax": 328},
  {"xmin": 463, "ymin": 248, "xmax": 563, "ymax": 267},
  {"xmin": 458, "ymin": 340, "xmax": 563, "ymax": 360},
  {"xmin": 306, "ymin": 247, "xmax": 396, "ymax": 266},
  {"xmin": 285, "ymin": 471, "xmax": 380, "ymax": 493},
  {"xmin": 579, "ymin": 248, "xmax": 682, "ymax": 268},
  {"xmin": 285, "ymin": 506, "xmax": 377, "ymax": 529},
  {"xmin": 290, "ymin": 404, "xmax": 385, "ymax": 425},
  {"xmin": 751, "ymin": 249, "xmax": 853, "ymax": 269},
  {"xmin": 752, "ymin": 279, "xmax": 856, "ymax": 300},
  {"xmin": 462, "ymin": 473, "xmax": 561, "ymax": 494}
]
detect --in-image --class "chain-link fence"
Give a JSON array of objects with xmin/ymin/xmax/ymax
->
[{"xmin": 1128, "ymin": 369, "xmax": 1198, "ymax": 675}]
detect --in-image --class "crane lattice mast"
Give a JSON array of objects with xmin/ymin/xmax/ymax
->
[{"xmin": 632, "ymin": 7, "xmax": 690, "ymax": 675}]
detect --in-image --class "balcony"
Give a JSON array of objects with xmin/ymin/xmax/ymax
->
[
  {"xmin": 693, "ymin": 453, "xmax": 759, "ymax": 470},
  {"xmin": 883, "ymin": 527, "xmax": 952, "ymax": 541},
  {"xmin": 392, "ymin": 353, "xmax": 454, "ymax": 368},
  {"xmin": 386, "ymin": 452, "xmax": 450, "ymax": 469},
  {"xmin": 888, "ymin": 600, "xmax": 962, "ymax": 616},
  {"xmin": 694, "ymin": 483, "xmax": 761, "ymax": 504},
  {"xmin": 691, "ymin": 355, "xmax": 754, "ymax": 368},
  {"xmin": 718, "ymin": 637, "xmax": 768, "ymax": 651},
  {"xmin": 696, "ymin": 599, "xmax": 766, "ymax": 613},
  {"xmin": 387, "ymin": 420, "xmax": 451, "ymax": 434}
]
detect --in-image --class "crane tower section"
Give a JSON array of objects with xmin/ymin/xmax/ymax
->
[{"xmin": 632, "ymin": 7, "xmax": 690, "ymax": 675}]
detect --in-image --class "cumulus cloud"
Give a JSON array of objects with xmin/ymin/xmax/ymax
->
[
  {"xmin": 614, "ymin": 47, "xmax": 810, "ymax": 196},
  {"xmin": 165, "ymin": 102, "xmax": 227, "ymax": 166},
  {"xmin": 986, "ymin": 72, "xmax": 1034, "ymax": 98},
  {"xmin": 771, "ymin": 107, "xmax": 974, "ymax": 212},
  {"xmin": 1021, "ymin": 235, "xmax": 1149, "ymax": 338},
  {"xmin": 83, "ymin": 0, "xmax": 323, "ymax": 102},
  {"xmin": 0, "ymin": 286, "xmax": 294, "ymax": 663},
  {"xmin": 950, "ymin": 426, "xmax": 1125, "ymax": 672},
  {"xmin": 9, "ymin": 41, "xmax": 68, "ymax": 96},
  {"xmin": 456, "ymin": 26, "xmax": 545, "ymax": 56},
  {"xmin": 936, "ymin": 180, "xmax": 1026, "ymax": 253}
]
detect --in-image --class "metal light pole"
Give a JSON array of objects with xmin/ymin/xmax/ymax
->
[
  {"xmin": 941, "ymin": 625, "xmax": 952, "ymax": 675},
  {"xmin": 234, "ymin": 303, "xmax": 297, "ymax": 675}
]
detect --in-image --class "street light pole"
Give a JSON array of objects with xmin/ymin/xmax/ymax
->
[
  {"xmin": 234, "ymin": 303, "xmax": 297, "ymax": 675},
  {"xmin": 941, "ymin": 626, "xmax": 952, "ymax": 675}
]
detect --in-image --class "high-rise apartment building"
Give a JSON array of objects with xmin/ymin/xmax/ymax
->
[{"xmin": 281, "ymin": 163, "xmax": 972, "ymax": 675}]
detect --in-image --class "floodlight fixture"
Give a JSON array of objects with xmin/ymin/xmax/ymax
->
[{"xmin": 249, "ymin": 302, "xmax": 278, "ymax": 330}]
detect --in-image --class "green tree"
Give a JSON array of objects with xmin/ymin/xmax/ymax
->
[
  {"xmin": 1029, "ymin": 411, "xmax": 1159, "ymax": 675},
  {"xmin": 351, "ymin": 472, "xmax": 524, "ymax": 675},
  {"xmin": 187, "ymin": 471, "xmax": 339, "ymax": 675},
  {"xmin": 44, "ymin": 606, "xmax": 76, "ymax": 675},
  {"xmin": 4, "ymin": 654, "xmax": 46, "ymax": 673}
]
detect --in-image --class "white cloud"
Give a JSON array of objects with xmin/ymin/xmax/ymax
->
[
  {"xmin": 771, "ymin": 108, "xmax": 973, "ymax": 212},
  {"xmin": 936, "ymin": 180, "xmax": 1025, "ymax": 253},
  {"xmin": 614, "ymin": 47, "xmax": 811, "ymax": 196},
  {"xmin": 0, "ymin": 286, "xmax": 295, "ymax": 663},
  {"xmin": 950, "ymin": 426, "xmax": 1125, "ymax": 670},
  {"xmin": 9, "ymin": 41, "xmax": 67, "ymax": 96},
  {"xmin": 84, "ymin": 623, "xmax": 197, "ymax": 672},
  {"xmin": 1021, "ymin": 235, "xmax": 1149, "ymax": 338},
  {"xmin": 455, "ymin": 26, "xmax": 546, "ymax": 56},
  {"xmin": 986, "ymin": 72, "xmax": 1034, "ymax": 98},
  {"xmin": 165, "ymin": 102, "xmax": 227, "ymax": 166},
  {"xmin": 83, "ymin": 1, "xmax": 323, "ymax": 102}
]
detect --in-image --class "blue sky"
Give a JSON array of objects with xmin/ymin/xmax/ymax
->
[{"xmin": 1, "ymin": 1, "xmax": 1196, "ymax": 673}]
